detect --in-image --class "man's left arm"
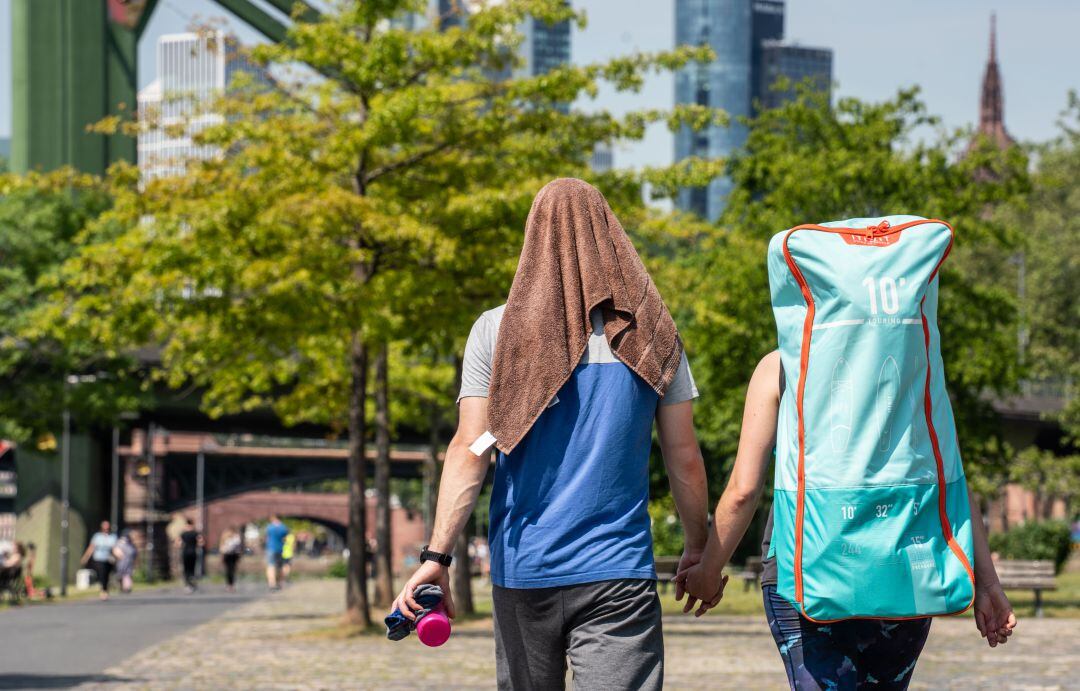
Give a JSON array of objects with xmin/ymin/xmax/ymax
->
[{"xmin": 655, "ymin": 400, "xmax": 709, "ymax": 595}]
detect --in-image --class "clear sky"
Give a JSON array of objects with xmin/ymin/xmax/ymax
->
[{"xmin": 1, "ymin": 0, "xmax": 1078, "ymax": 169}]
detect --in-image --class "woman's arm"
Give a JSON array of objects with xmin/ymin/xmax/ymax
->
[
  {"xmin": 676, "ymin": 352, "xmax": 780, "ymax": 615},
  {"xmin": 80, "ymin": 541, "xmax": 95, "ymax": 565},
  {"xmin": 968, "ymin": 488, "xmax": 1017, "ymax": 646}
]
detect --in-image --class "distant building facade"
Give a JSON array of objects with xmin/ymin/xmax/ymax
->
[
  {"xmin": 590, "ymin": 142, "xmax": 614, "ymax": 173},
  {"xmin": 674, "ymin": 0, "xmax": 752, "ymax": 221},
  {"xmin": 138, "ymin": 32, "xmax": 263, "ymax": 180},
  {"xmin": 756, "ymin": 41, "xmax": 832, "ymax": 111},
  {"xmin": 0, "ymin": 442, "xmax": 14, "ymax": 545},
  {"xmin": 517, "ymin": 11, "xmax": 572, "ymax": 78},
  {"xmin": 674, "ymin": 0, "xmax": 832, "ymax": 220}
]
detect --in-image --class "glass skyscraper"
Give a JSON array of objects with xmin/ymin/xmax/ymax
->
[
  {"xmin": 757, "ymin": 42, "xmax": 833, "ymax": 110},
  {"xmin": 138, "ymin": 32, "xmax": 265, "ymax": 180},
  {"xmin": 674, "ymin": 0, "xmax": 752, "ymax": 221},
  {"xmin": 674, "ymin": 0, "xmax": 832, "ymax": 221}
]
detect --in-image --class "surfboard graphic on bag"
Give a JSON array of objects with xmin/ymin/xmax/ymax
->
[{"xmin": 767, "ymin": 215, "xmax": 976, "ymax": 622}]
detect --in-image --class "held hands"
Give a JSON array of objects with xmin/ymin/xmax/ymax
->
[
  {"xmin": 673, "ymin": 550, "xmax": 728, "ymax": 618},
  {"xmin": 391, "ymin": 560, "xmax": 456, "ymax": 621},
  {"xmin": 974, "ymin": 581, "xmax": 1017, "ymax": 648}
]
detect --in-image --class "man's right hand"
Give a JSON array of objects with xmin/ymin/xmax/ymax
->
[{"xmin": 391, "ymin": 560, "xmax": 456, "ymax": 621}]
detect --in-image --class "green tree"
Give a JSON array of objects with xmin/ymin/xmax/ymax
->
[
  {"xmin": 47, "ymin": 1, "xmax": 721, "ymax": 624},
  {"xmin": 0, "ymin": 170, "xmax": 139, "ymax": 445},
  {"xmin": 1016, "ymin": 93, "xmax": 1080, "ymax": 443},
  {"xmin": 655, "ymin": 86, "xmax": 1030, "ymax": 499}
]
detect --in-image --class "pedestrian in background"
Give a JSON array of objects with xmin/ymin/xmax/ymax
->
[
  {"xmin": 176, "ymin": 519, "xmax": 203, "ymax": 593},
  {"xmin": 281, "ymin": 531, "xmax": 296, "ymax": 584},
  {"xmin": 112, "ymin": 530, "xmax": 138, "ymax": 594},
  {"xmin": 81, "ymin": 520, "xmax": 117, "ymax": 601},
  {"xmin": 220, "ymin": 527, "xmax": 243, "ymax": 593},
  {"xmin": 264, "ymin": 514, "xmax": 289, "ymax": 591}
]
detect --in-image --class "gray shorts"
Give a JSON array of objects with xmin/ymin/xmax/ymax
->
[{"xmin": 492, "ymin": 578, "xmax": 663, "ymax": 691}]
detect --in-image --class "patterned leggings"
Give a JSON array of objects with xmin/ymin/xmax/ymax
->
[{"xmin": 763, "ymin": 585, "xmax": 931, "ymax": 690}]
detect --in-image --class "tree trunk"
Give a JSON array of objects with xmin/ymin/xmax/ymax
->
[
  {"xmin": 423, "ymin": 403, "xmax": 440, "ymax": 541},
  {"xmin": 345, "ymin": 333, "xmax": 371, "ymax": 626},
  {"xmin": 453, "ymin": 530, "xmax": 474, "ymax": 615},
  {"xmin": 373, "ymin": 344, "xmax": 394, "ymax": 606}
]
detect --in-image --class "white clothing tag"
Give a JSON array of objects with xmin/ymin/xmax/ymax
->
[
  {"xmin": 546, "ymin": 394, "xmax": 560, "ymax": 409},
  {"xmin": 469, "ymin": 431, "xmax": 497, "ymax": 456}
]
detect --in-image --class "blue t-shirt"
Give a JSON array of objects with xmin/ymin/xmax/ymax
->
[
  {"xmin": 459, "ymin": 306, "xmax": 699, "ymax": 589},
  {"xmin": 265, "ymin": 522, "xmax": 289, "ymax": 554}
]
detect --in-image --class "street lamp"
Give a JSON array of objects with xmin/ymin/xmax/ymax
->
[{"xmin": 58, "ymin": 372, "xmax": 107, "ymax": 597}]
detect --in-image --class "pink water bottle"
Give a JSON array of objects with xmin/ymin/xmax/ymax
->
[{"xmin": 416, "ymin": 603, "xmax": 451, "ymax": 647}]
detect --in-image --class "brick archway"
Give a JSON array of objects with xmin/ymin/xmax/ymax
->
[{"xmin": 181, "ymin": 490, "xmax": 426, "ymax": 574}]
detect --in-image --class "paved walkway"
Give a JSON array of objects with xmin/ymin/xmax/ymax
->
[
  {"xmin": 74, "ymin": 580, "xmax": 1076, "ymax": 689},
  {"xmin": 0, "ymin": 583, "xmax": 261, "ymax": 690}
]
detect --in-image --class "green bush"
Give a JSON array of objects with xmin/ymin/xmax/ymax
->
[
  {"xmin": 649, "ymin": 495, "xmax": 684, "ymax": 557},
  {"xmin": 327, "ymin": 558, "xmax": 348, "ymax": 579},
  {"xmin": 989, "ymin": 520, "xmax": 1072, "ymax": 573}
]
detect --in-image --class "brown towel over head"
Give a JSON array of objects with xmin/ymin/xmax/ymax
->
[{"xmin": 487, "ymin": 178, "xmax": 683, "ymax": 454}]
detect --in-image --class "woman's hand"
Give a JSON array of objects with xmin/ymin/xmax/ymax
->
[
  {"xmin": 675, "ymin": 561, "xmax": 728, "ymax": 617},
  {"xmin": 973, "ymin": 581, "xmax": 1017, "ymax": 647}
]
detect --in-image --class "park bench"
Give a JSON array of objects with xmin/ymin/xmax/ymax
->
[
  {"xmin": 655, "ymin": 556, "xmax": 680, "ymax": 593},
  {"xmin": 738, "ymin": 556, "xmax": 764, "ymax": 591},
  {"xmin": 994, "ymin": 559, "xmax": 1056, "ymax": 617},
  {"xmin": 655, "ymin": 556, "xmax": 766, "ymax": 594}
]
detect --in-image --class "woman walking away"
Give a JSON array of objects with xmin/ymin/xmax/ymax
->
[
  {"xmin": 176, "ymin": 519, "xmax": 203, "ymax": 593},
  {"xmin": 81, "ymin": 521, "xmax": 117, "ymax": 601},
  {"xmin": 220, "ymin": 527, "xmax": 243, "ymax": 592},
  {"xmin": 112, "ymin": 530, "xmax": 138, "ymax": 594},
  {"xmin": 678, "ymin": 352, "xmax": 1017, "ymax": 689}
]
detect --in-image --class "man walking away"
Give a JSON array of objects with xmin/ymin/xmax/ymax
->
[
  {"xmin": 176, "ymin": 519, "xmax": 203, "ymax": 593},
  {"xmin": 393, "ymin": 179, "xmax": 710, "ymax": 690},
  {"xmin": 264, "ymin": 515, "xmax": 289, "ymax": 591}
]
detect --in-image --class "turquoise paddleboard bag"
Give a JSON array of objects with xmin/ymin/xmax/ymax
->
[{"xmin": 767, "ymin": 215, "xmax": 976, "ymax": 622}]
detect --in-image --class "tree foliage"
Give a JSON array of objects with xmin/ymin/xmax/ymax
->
[
  {"xmin": 43, "ymin": 0, "xmax": 722, "ymax": 623},
  {"xmin": 1014, "ymin": 93, "xmax": 1080, "ymax": 443},
  {"xmin": 649, "ymin": 86, "xmax": 1031, "ymax": 497},
  {"xmin": 0, "ymin": 170, "xmax": 140, "ymax": 444}
]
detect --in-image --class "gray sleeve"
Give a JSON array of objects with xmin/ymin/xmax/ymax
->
[
  {"xmin": 660, "ymin": 350, "xmax": 699, "ymax": 406},
  {"xmin": 457, "ymin": 312, "xmax": 496, "ymax": 402}
]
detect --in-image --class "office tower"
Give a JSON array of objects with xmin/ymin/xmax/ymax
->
[
  {"xmin": 756, "ymin": 42, "xmax": 832, "ymax": 110},
  {"xmin": 138, "ymin": 32, "xmax": 264, "ymax": 180},
  {"xmin": 750, "ymin": 0, "xmax": 784, "ymax": 105},
  {"xmin": 518, "ymin": 11, "xmax": 572, "ymax": 78},
  {"xmin": 591, "ymin": 142, "xmax": 614, "ymax": 173},
  {"xmin": 674, "ymin": 0, "xmax": 752, "ymax": 221},
  {"xmin": 674, "ymin": 0, "xmax": 832, "ymax": 220}
]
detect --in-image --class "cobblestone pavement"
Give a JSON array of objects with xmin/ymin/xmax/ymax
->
[{"xmin": 82, "ymin": 580, "xmax": 1077, "ymax": 690}]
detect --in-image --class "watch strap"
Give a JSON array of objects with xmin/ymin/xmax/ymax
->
[{"xmin": 420, "ymin": 545, "xmax": 453, "ymax": 567}]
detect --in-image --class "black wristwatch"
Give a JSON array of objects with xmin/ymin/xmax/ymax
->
[{"xmin": 420, "ymin": 545, "xmax": 453, "ymax": 567}]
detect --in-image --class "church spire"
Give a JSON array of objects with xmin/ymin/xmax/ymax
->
[
  {"xmin": 989, "ymin": 12, "xmax": 997, "ymax": 63},
  {"xmin": 973, "ymin": 12, "xmax": 1014, "ymax": 150}
]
